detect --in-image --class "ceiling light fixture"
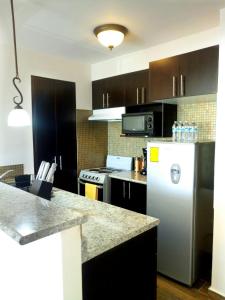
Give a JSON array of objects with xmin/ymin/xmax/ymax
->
[
  {"xmin": 8, "ymin": 0, "xmax": 30, "ymax": 127},
  {"xmin": 94, "ymin": 24, "xmax": 128, "ymax": 50}
]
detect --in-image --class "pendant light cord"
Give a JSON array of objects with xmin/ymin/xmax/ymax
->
[{"xmin": 10, "ymin": 0, "xmax": 23, "ymax": 106}]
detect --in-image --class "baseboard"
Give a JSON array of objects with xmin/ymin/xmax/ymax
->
[{"xmin": 209, "ymin": 286, "xmax": 225, "ymax": 298}]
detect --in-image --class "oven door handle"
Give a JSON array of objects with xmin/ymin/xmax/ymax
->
[{"xmin": 78, "ymin": 178, "xmax": 103, "ymax": 189}]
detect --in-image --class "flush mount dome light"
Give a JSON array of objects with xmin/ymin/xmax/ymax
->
[{"xmin": 94, "ymin": 24, "xmax": 128, "ymax": 50}]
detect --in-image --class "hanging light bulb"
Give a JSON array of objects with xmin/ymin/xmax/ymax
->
[{"xmin": 8, "ymin": 0, "xmax": 30, "ymax": 127}]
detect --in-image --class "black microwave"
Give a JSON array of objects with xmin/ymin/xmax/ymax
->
[{"xmin": 122, "ymin": 112, "xmax": 162, "ymax": 136}]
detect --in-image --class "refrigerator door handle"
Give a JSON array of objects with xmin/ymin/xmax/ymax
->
[{"xmin": 170, "ymin": 164, "xmax": 181, "ymax": 184}]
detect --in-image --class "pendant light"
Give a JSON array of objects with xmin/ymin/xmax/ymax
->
[
  {"xmin": 94, "ymin": 24, "xmax": 128, "ymax": 50},
  {"xmin": 8, "ymin": 0, "xmax": 30, "ymax": 127}
]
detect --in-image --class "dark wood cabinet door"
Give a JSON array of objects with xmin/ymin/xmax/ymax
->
[
  {"xmin": 32, "ymin": 76, "xmax": 77, "ymax": 194},
  {"xmin": 149, "ymin": 56, "xmax": 179, "ymax": 101},
  {"xmin": 124, "ymin": 70, "xmax": 149, "ymax": 106},
  {"xmin": 110, "ymin": 178, "xmax": 146, "ymax": 214},
  {"xmin": 129, "ymin": 182, "xmax": 146, "ymax": 214},
  {"xmin": 32, "ymin": 76, "xmax": 57, "ymax": 174},
  {"xmin": 105, "ymin": 75, "xmax": 125, "ymax": 108},
  {"xmin": 92, "ymin": 79, "xmax": 106, "ymax": 109},
  {"xmin": 54, "ymin": 80, "xmax": 77, "ymax": 193},
  {"xmin": 110, "ymin": 178, "xmax": 127, "ymax": 209},
  {"xmin": 179, "ymin": 45, "xmax": 219, "ymax": 97}
]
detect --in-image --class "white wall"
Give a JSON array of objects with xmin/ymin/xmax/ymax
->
[
  {"xmin": 210, "ymin": 8, "xmax": 225, "ymax": 297},
  {"xmin": 0, "ymin": 44, "xmax": 91, "ymax": 173},
  {"xmin": 91, "ymin": 27, "xmax": 219, "ymax": 80}
]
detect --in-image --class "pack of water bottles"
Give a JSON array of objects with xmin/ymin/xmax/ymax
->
[{"xmin": 172, "ymin": 121, "xmax": 198, "ymax": 142}]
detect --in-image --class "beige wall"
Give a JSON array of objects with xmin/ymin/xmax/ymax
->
[{"xmin": 108, "ymin": 100, "xmax": 216, "ymax": 157}]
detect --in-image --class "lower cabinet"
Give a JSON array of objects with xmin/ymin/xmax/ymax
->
[
  {"xmin": 82, "ymin": 227, "xmax": 157, "ymax": 300},
  {"xmin": 110, "ymin": 178, "xmax": 146, "ymax": 214}
]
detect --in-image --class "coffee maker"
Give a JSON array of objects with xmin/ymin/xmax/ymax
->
[{"xmin": 140, "ymin": 147, "xmax": 147, "ymax": 175}]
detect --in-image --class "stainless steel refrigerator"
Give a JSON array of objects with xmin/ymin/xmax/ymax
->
[{"xmin": 147, "ymin": 141, "xmax": 215, "ymax": 286}]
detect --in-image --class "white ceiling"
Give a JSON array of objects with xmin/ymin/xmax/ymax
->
[{"xmin": 1, "ymin": 0, "xmax": 225, "ymax": 63}]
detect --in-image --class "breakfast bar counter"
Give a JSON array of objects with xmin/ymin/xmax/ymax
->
[
  {"xmin": 52, "ymin": 188, "xmax": 159, "ymax": 262},
  {"xmin": 0, "ymin": 183, "xmax": 159, "ymax": 300}
]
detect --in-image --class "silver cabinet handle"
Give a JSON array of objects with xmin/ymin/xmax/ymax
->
[
  {"xmin": 54, "ymin": 156, "xmax": 57, "ymax": 163},
  {"xmin": 180, "ymin": 74, "xmax": 184, "ymax": 96},
  {"xmin": 172, "ymin": 76, "xmax": 176, "ymax": 97},
  {"xmin": 128, "ymin": 182, "xmax": 131, "ymax": 199},
  {"xmin": 136, "ymin": 88, "xmax": 139, "ymax": 104},
  {"xmin": 123, "ymin": 181, "xmax": 126, "ymax": 198},
  {"xmin": 106, "ymin": 92, "xmax": 109, "ymax": 107},
  {"xmin": 102, "ymin": 93, "xmax": 105, "ymax": 108},
  {"xmin": 141, "ymin": 87, "xmax": 145, "ymax": 104},
  {"xmin": 59, "ymin": 155, "xmax": 62, "ymax": 170}
]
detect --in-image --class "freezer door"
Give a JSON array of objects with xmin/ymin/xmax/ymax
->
[{"xmin": 147, "ymin": 142, "xmax": 196, "ymax": 285}]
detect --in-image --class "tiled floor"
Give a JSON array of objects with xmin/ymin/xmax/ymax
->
[{"xmin": 157, "ymin": 275, "xmax": 225, "ymax": 300}]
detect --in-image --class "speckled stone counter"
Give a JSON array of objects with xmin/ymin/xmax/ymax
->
[
  {"xmin": 0, "ymin": 182, "xmax": 87, "ymax": 245},
  {"xmin": 109, "ymin": 170, "xmax": 147, "ymax": 185},
  {"xmin": 52, "ymin": 189, "xmax": 159, "ymax": 262}
]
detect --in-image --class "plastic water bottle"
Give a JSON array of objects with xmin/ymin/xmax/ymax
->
[
  {"xmin": 172, "ymin": 121, "xmax": 178, "ymax": 142},
  {"xmin": 177, "ymin": 122, "xmax": 182, "ymax": 142},
  {"xmin": 180, "ymin": 122, "xmax": 185, "ymax": 142},
  {"xmin": 193, "ymin": 122, "xmax": 198, "ymax": 142},
  {"xmin": 187, "ymin": 123, "xmax": 193, "ymax": 142},
  {"xmin": 183, "ymin": 122, "xmax": 189, "ymax": 142}
]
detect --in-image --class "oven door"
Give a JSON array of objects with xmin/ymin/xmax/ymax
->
[{"xmin": 78, "ymin": 178, "xmax": 104, "ymax": 201}]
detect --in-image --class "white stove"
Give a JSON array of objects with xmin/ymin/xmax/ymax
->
[{"xmin": 78, "ymin": 155, "xmax": 133, "ymax": 203}]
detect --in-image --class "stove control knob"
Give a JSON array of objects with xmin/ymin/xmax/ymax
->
[
  {"xmin": 92, "ymin": 176, "xmax": 95, "ymax": 180},
  {"xmin": 96, "ymin": 177, "xmax": 100, "ymax": 181},
  {"xmin": 88, "ymin": 175, "xmax": 91, "ymax": 179}
]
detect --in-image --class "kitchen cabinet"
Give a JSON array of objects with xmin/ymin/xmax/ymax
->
[
  {"xmin": 124, "ymin": 69, "xmax": 149, "ymax": 106},
  {"xmin": 32, "ymin": 76, "xmax": 77, "ymax": 193},
  {"xmin": 110, "ymin": 178, "xmax": 146, "ymax": 214},
  {"xmin": 92, "ymin": 76, "xmax": 124, "ymax": 109},
  {"xmin": 83, "ymin": 227, "xmax": 157, "ymax": 300},
  {"xmin": 149, "ymin": 45, "xmax": 219, "ymax": 101},
  {"xmin": 92, "ymin": 69, "xmax": 149, "ymax": 109}
]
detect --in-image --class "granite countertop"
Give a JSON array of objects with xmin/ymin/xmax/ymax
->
[
  {"xmin": 52, "ymin": 189, "xmax": 159, "ymax": 263},
  {"xmin": 0, "ymin": 183, "xmax": 87, "ymax": 245},
  {"xmin": 109, "ymin": 171, "xmax": 147, "ymax": 185}
]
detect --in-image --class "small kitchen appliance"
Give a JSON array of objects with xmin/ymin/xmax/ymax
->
[
  {"xmin": 122, "ymin": 112, "xmax": 162, "ymax": 136},
  {"xmin": 140, "ymin": 148, "xmax": 147, "ymax": 175},
  {"xmin": 78, "ymin": 155, "xmax": 133, "ymax": 203}
]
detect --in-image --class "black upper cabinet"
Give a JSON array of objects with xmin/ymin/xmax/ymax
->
[
  {"xmin": 92, "ymin": 70, "xmax": 149, "ymax": 109},
  {"xmin": 92, "ymin": 79, "xmax": 107, "ymax": 109},
  {"xmin": 105, "ymin": 76, "xmax": 125, "ymax": 108},
  {"xmin": 124, "ymin": 70, "xmax": 149, "ymax": 106},
  {"xmin": 179, "ymin": 46, "xmax": 219, "ymax": 97},
  {"xmin": 149, "ymin": 45, "xmax": 219, "ymax": 101},
  {"xmin": 92, "ymin": 76, "xmax": 124, "ymax": 109},
  {"xmin": 32, "ymin": 76, "xmax": 77, "ymax": 193}
]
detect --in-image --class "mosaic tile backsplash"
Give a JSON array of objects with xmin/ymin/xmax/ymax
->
[
  {"xmin": 76, "ymin": 110, "xmax": 108, "ymax": 174},
  {"xmin": 108, "ymin": 101, "xmax": 216, "ymax": 157}
]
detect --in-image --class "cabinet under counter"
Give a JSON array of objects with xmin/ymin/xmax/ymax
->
[{"xmin": 109, "ymin": 172, "xmax": 147, "ymax": 214}]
